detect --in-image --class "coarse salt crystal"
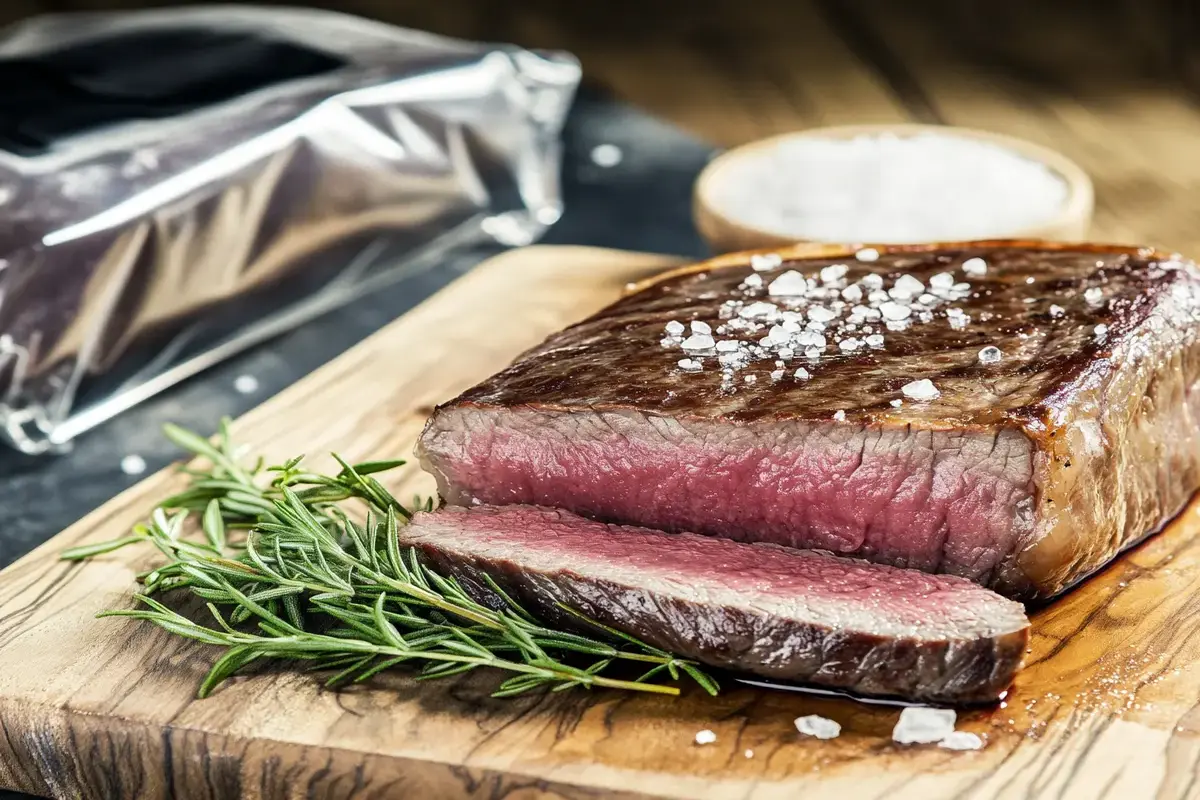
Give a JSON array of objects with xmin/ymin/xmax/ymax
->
[
  {"xmin": 770, "ymin": 369, "xmax": 784, "ymax": 381},
  {"xmin": 781, "ymin": 319, "xmax": 802, "ymax": 333},
  {"xmin": 860, "ymin": 273, "xmax": 884, "ymax": 290},
  {"xmin": 794, "ymin": 367, "xmax": 811, "ymax": 380},
  {"xmin": 750, "ymin": 253, "xmax": 783, "ymax": 271},
  {"xmin": 1095, "ymin": 324, "xmax": 1109, "ymax": 338},
  {"xmin": 1049, "ymin": 304, "xmax": 1065, "ymax": 317},
  {"xmin": 741, "ymin": 274, "xmax": 764, "ymax": 289},
  {"xmin": 695, "ymin": 729, "xmax": 717, "ymax": 745},
  {"xmin": 779, "ymin": 347, "xmax": 795, "ymax": 359},
  {"xmin": 821, "ymin": 263, "xmax": 850, "ymax": 284},
  {"xmin": 901, "ymin": 378, "xmax": 940, "ymax": 401},
  {"xmin": 842, "ymin": 284, "xmax": 863, "ymax": 302},
  {"xmin": 856, "ymin": 248, "xmax": 880, "ymax": 262},
  {"xmin": 716, "ymin": 340, "xmax": 741, "ymax": 352},
  {"xmin": 892, "ymin": 708, "xmax": 956, "ymax": 745},
  {"xmin": 890, "ymin": 275, "xmax": 925, "ymax": 299},
  {"xmin": 807, "ymin": 306, "xmax": 838, "ymax": 323},
  {"xmin": 962, "ymin": 257, "xmax": 988, "ymax": 277},
  {"xmin": 978, "ymin": 346, "xmax": 1003, "ymax": 364},
  {"xmin": 665, "ymin": 320, "xmax": 685, "ymax": 335},
  {"xmin": 745, "ymin": 749, "xmax": 754, "ymax": 758},
  {"xmin": 677, "ymin": 358, "xmax": 702, "ymax": 372},
  {"xmin": 1085, "ymin": 287, "xmax": 1104, "ymax": 306},
  {"xmin": 879, "ymin": 301, "xmax": 912, "ymax": 321},
  {"xmin": 938, "ymin": 731, "xmax": 984, "ymax": 751},
  {"xmin": 1025, "ymin": 276, "xmax": 1036, "ymax": 284},
  {"xmin": 890, "ymin": 399, "xmax": 903, "ymax": 407},
  {"xmin": 681, "ymin": 334, "xmax": 715, "ymax": 351},
  {"xmin": 768, "ymin": 270, "xmax": 808, "ymax": 296},
  {"xmin": 839, "ymin": 338, "xmax": 861, "ymax": 352},
  {"xmin": 805, "ymin": 347, "xmax": 822, "ymax": 360},
  {"xmin": 691, "ymin": 320, "xmax": 712, "ymax": 335},
  {"xmin": 794, "ymin": 331, "xmax": 827, "ymax": 348},
  {"xmin": 740, "ymin": 301, "xmax": 779, "ymax": 319},
  {"xmin": 929, "ymin": 272, "xmax": 955, "ymax": 291},
  {"xmin": 745, "ymin": 375, "xmax": 757, "ymax": 384},
  {"xmin": 917, "ymin": 293, "xmax": 939, "ymax": 306},
  {"xmin": 795, "ymin": 715, "xmax": 841, "ymax": 740},
  {"xmin": 833, "ymin": 410, "xmax": 846, "ymax": 421},
  {"xmin": 865, "ymin": 334, "xmax": 885, "ymax": 348}
]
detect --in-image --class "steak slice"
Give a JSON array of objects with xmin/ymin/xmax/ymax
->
[
  {"xmin": 419, "ymin": 241, "xmax": 1200, "ymax": 600},
  {"xmin": 401, "ymin": 504, "xmax": 1030, "ymax": 703}
]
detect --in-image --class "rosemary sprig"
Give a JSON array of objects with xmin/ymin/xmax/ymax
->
[{"xmin": 63, "ymin": 421, "xmax": 718, "ymax": 699}]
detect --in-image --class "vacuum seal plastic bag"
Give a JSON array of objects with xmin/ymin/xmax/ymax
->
[{"xmin": 0, "ymin": 6, "xmax": 580, "ymax": 453}]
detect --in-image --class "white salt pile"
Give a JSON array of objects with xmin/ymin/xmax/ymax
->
[{"xmin": 710, "ymin": 132, "xmax": 1068, "ymax": 243}]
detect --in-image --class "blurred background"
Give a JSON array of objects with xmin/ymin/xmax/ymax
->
[{"xmin": 4, "ymin": 0, "xmax": 1197, "ymax": 249}]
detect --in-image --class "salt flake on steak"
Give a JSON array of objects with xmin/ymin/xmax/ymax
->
[
  {"xmin": 768, "ymin": 270, "xmax": 808, "ymax": 296},
  {"xmin": 892, "ymin": 707, "xmax": 956, "ymax": 744},
  {"xmin": 795, "ymin": 715, "xmax": 841, "ymax": 740},
  {"xmin": 901, "ymin": 379, "xmax": 940, "ymax": 401}
]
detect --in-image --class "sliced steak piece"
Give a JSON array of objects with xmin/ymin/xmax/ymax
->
[
  {"xmin": 401, "ymin": 504, "xmax": 1030, "ymax": 703},
  {"xmin": 418, "ymin": 241, "xmax": 1200, "ymax": 600}
]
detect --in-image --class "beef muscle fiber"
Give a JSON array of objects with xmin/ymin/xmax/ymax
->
[{"xmin": 401, "ymin": 505, "xmax": 1030, "ymax": 703}]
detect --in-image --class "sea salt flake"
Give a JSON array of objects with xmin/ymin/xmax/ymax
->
[
  {"xmin": 929, "ymin": 272, "xmax": 955, "ymax": 290},
  {"xmin": 962, "ymin": 257, "xmax": 988, "ymax": 277},
  {"xmin": 807, "ymin": 306, "xmax": 838, "ymax": 323},
  {"xmin": 978, "ymin": 346, "xmax": 1003, "ymax": 364},
  {"xmin": 695, "ymin": 729, "xmax": 717, "ymax": 745},
  {"xmin": 879, "ymin": 301, "xmax": 912, "ymax": 321},
  {"xmin": 751, "ymin": 253, "xmax": 783, "ymax": 271},
  {"xmin": 781, "ymin": 319, "xmax": 802, "ymax": 333},
  {"xmin": 794, "ymin": 331, "xmax": 827, "ymax": 348},
  {"xmin": 833, "ymin": 410, "xmax": 846, "ymax": 421},
  {"xmin": 855, "ymin": 248, "xmax": 880, "ymax": 262},
  {"xmin": 795, "ymin": 715, "xmax": 841, "ymax": 740},
  {"xmin": 770, "ymin": 369, "xmax": 784, "ymax": 381},
  {"xmin": 691, "ymin": 320, "xmax": 712, "ymax": 335},
  {"xmin": 892, "ymin": 708, "xmax": 956, "ymax": 745},
  {"xmin": 740, "ymin": 301, "xmax": 780, "ymax": 320},
  {"xmin": 868, "ymin": 289, "xmax": 890, "ymax": 305},
  {"xmin": 821, "ymin": 263, "xmax": 850, "ymax": 284},
  {"xmin": 918, "ymin": 311, "xmax": 934, "ymax": 323},
  {"xmin": 938, "ymin": 731, "xmax": 984, "ymax": 751},
  {"xmin": 917, "ymin": 293, "xmax": 939, "ymax": 306},
  {"xmin": 890, "ymin": 399, "xmax": 903, "ymax": 408},
  {"xmin": 665, "ymin": 320, "xmax": 685, "ymax": 335},
  {"xmin": 839, "ymin": 338, "xmax": 861, "ymax": 352},
  {"xmin": 794, "ymin": 367, "xmax": 811, "ymax": 380},
  {"xmin": 716, "ymin": 340, "xmax": 741, "ymax": 352},
  {"xmin": 681, "ymin": 334, "xmax": 715, "ymax": 351},
  {"xmin": 1095, "ymin": 324, "xmax": 1109, "ymax": 338},
  {"xmin": 890, "ymin": 275, "xmax": 925, "ymax": 300},
  {"xmin": 953, "ymin": 283, "xmax": 971, "ymax": 292},
  {"xmin": 901, "ymin": 379, "xmax": 940, "ymax": 402},
  {"xmin": 745, "ymin": 375, "xmax": 757, "ymax": 384},
  {"xmin": 805, "ymin": 347, "xmax": 822, "ymax": 360},
  {"xmin": 841, "ymin": 284, "xmax": 863, "ymax": 303},
  {"xmin": 866, "ymin": 334, "xmax": 885, "ymax": 348},
  {"xmin": 768, "ymin": 270, "xmax": 809, "ymax": 296},
  {"xmin": 1085, "ymin": 287, "xmax": 1104, "ymax": 306},
  {"xmin": 860, "ymin": 273, "xmax": 884, "ymax": 290},
  {"xmin": 1025, "ymin": 276, "xmax": 1036, "ymax": 284},
  {"xmin": 741, "ymin": 274, "xmax": 764, "ymax": 289},
  {"xmin": 677, "ymin": 358, "xmax": 703, "ymax": 372},
  {"xmin": 1049, "ymin": 304, "xmax": 1066, "ymax": 317},
  {"xmin": 660, "ymin": 336, "xmax": 681, "ymax": 348}
]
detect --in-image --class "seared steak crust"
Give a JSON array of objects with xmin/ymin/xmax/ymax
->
[
  {"xmin": 419, "ymin": 241, "xmax": 1200, "ymax": 599},
  {"xmin": 403, "ymin": 505, "xmax": 1030, "ymax": 703}
]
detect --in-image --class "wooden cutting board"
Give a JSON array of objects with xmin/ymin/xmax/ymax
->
[{"xmin": 1, "ymin": 245, "xmax": 1198, "ymax": 800}]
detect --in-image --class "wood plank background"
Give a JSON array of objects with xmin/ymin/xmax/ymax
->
[{"xmin": 7, "ymin": 0, "xmax": 1200, "ymax": 253}]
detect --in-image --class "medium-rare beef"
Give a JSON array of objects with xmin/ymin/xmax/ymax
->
[
  {"xmin": 418, "ymin": 241, "xmax": 1200, "ymax": 600},
  {"xmin": 401, "ymin": 504, "xmax": 1030, "ymax": 703}
]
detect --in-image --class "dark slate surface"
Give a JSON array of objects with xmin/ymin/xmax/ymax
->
[{"xmin": 0, "ymin": 87, "xmax": 714, "ymax": 798}]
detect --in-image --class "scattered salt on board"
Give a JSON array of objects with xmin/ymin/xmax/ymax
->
[
  {"xmin": 795, "ymin": 715, "xmax": 841, "ymax": 740},
  {"xmin": 892, "ymin": 707, "xmax": 956, "ymax": 744}
]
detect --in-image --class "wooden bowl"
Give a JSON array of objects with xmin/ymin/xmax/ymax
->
[{"xmin": 694, "ymin": 123, "xmax": 1095, "ymax": 254}]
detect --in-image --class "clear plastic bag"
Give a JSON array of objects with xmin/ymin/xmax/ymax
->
[{"xmin": 0, "ymin": 6, "xmax": 580, "ymax": 453}]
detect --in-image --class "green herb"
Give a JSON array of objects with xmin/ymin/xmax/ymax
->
[{"xmin": 63, "ymin": 421, "xmax": 717, "ymax": 699}]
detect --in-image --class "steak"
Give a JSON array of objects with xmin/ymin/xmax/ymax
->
[
  {"xmin": 401, "ymin": 504, "xmax": 1030, "ymax": 703},
  {"xmin": 418, "ymin": 241, "xmax": 1200, "ymax": 600}
]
